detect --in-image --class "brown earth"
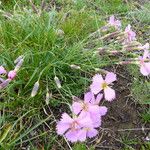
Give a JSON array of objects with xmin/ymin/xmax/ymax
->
[{"xmin": 88, "ymin": 66, "xmax": 150, "ymax": 150}]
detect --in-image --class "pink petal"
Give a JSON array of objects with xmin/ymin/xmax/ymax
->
[
  {"xmin": 84, "ymin": 91, "xmax": 94, "ymax": 103},
  {"xmin": 90, "ymin": 83, "xmax": 102, "ymax": 95},
  {"xmin": 65, "ymin": 130, "xmax": 79, "ymax": 142},
  {"xmin": 89, "ymin": 105, "xmax": 101, "ymax": 115},
  {"xmin": 56, "ymin": 122, "xmax": 70, "ymax": 135},
  {"xmin": 92, "ymin": 74, "xmax": 104, "ymax": 83},
  {"xmin": 99, "ymin": 106, "xmax": 108, "ymax": 116},
  {"xmin": 78, "ymin": 114, "xmax": 93, "ymax": 127},
  {"xmin": 77, "ymin": 129, "xmax": 87, "ymax": 142},
  {"xmin": 87, "ymin": 128, "xmax": 98, "ymax": 138},
  {"xmin": 72, "ymin": 102, "xmax": 82, "ymax": 115},
  {"xmin": 105, "ymin": 72, "xmax": 117, "ymax": 84},
  {"xmin": 104, "ymin": 87, "xmax": 116, "ymax": 101},
  {"xmin": 61, "ymin": 113, "xmax": 73, "ymax": 124},
  {"xmin": 140, "ymin": 63, "xmax": 150, "ymax": 76},
  {"xmin": 95, "ymin": 93, "xmax": 103, "ymax": 104},
  {"xmin": 0, "ymin": 66, "xmax": 7, "ymax": 75},
  {"xmin": 90, "ymin": 74, "xmax": 103, "ymax": 94},
  {"xmin": 91, "ymin": 115, "xmax": 101, "ymax": 128}
]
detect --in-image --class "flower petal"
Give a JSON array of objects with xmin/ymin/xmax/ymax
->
[
  {"xmin": 99, "ymin": 106, "xmax": 108, "ymax": 116},
  {"xmin": 105, "ymin": 72, "xmax": 117, "ymax": 84},
  {"xmin": 95, "ymin": 93, "xmax": 103, "ymax": 104},
  {"xmin": 84, "ymin": 91, "xmax": 94, "ymax": 103},
  {"xmin": 77, "ymin": 129, "xmax": 87, "ymax": 142},
  {"xmin": 92, "ymin": 74, "xmax": 104, "ymax": 83},
  {"xmin": 104, "ymin": 87, "xmax": 116, "ymax": 101},
  {"xmin": 61, "ymin": 113, "xmax": 73, "ymax": 124},
  {"xmin": 56, "ymin": 122, "xmax": 70, "ymax": 135},
  {"xmin": 140, "ymin": 63, "xmax": 150, "ymax": 76},
  {"xmin": 72, "ymin": 102, "xmax": 82, "ymax": 115},
  {"xmin": 90, "ymin": 83, "xmax": 102, "ymax": 95},
  {"xmin": 87, "ymin": 128, "xmax": 98, "ymax": 138},
  {"xmin": 65, "ymin": 130, "xmax": 79, "ymax": 142}
]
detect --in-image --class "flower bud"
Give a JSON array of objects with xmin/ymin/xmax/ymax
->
[
  {"xmin": 54, "ymin": 76, "xmax": 61, "ymax": 89},
  {"xmin": 31, "ymin": 81, "xmax": 40, "ymax": 97},
  {"xmin": 0, "ymin": 66, "xmax": 7, "ymax": 75},
  {"xmin": 70, "ymin": 64, "xmax": 81, "ymax": 69},
  {"xmin": 8, "ymin": 70, "xmax": 16, "ymax": 80}
]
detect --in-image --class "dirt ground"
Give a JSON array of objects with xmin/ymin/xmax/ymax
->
[{"xmin": 89, "ymin": 66, "xmax": 150, "ymax": 150}]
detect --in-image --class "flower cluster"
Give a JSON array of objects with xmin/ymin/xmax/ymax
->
[
  {"xmin": 100, "ymin": 16, "xmax": 150, "ymax": 76},
  {"xmin": 0, "ymin": 56, "xmax": 24, "ymax": 89},
  {"xmin": 56, "ymin": 72, "xmax": 117, "ymax": 142}
]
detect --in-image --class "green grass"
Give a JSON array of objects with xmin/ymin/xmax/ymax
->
[{"xmin": 0, "ymin": 0, "xmax": 149, "ymax": 149}]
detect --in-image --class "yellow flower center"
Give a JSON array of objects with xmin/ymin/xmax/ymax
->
[
  {"xmin": 102, "ymin": 82, "xmax": 108, "ymax": 89},
  {"xmin": 82, "ymin": 103, "xmax": 88, "ymax": 111},
  {"xmin": 70, "ymin": 121, "xmax": 79, "ymax": 130}
]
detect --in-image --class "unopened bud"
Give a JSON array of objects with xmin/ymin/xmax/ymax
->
[
  {"xmin": 8, "ymin": 70, "xmax": 17, "ymax": 80},
  {"xmin": 45, "ymin": 91, "xmax": 52, "ymax": 105},
  {"xmin": 31, "ymin": 81, "xmax": 40, "ymax": 97},
  {"xmin": 54, "ymin": 76, "xmax": 61, "ymax": 89},
  {"xmin": 70, "ymin": 64, "xmax": 81, "ymax": 69},
  {"xmin": 14, "ymin": 58, "xmax": 24, "ymax": 72}
]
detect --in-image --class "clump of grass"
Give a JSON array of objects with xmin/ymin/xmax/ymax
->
[{"xmin": 0, "ymin": 1, "xmax": 106, "ymax": 149}]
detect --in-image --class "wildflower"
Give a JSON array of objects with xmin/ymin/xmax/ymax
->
[
  {"xmin": 90, "ymin": 72, "xmax": 117, "ymax": 101},
  {"xmin": 8, "ymin": 70, "xmax": 16, "ymax": 80},
  {"xmin": 72, "ymin": 92, "xmax": 107, "ymax": 127},
  {"xmin": 108, "ymin": 15, "xmax": 121, "ymax": 29},
  {"xmin": 31, "ymin": 81, "xmax": 40, "ymax": 97},
  {"xmin": 56, "ymin": 112, "xmax": 95, "ymax": 142},
  {"xmin": 138, "ymin": 50, "xmax": 150, "ymax": 76},
  {"xmin": 0, "ymin": 66, "xmax": 7, "ymax": 75},
  {"xmin": 124, "ymin": 24, "xmax": 136, "ymax": 43},
  {"xmin": 54, "ymin": 76, "xmax": 61, "ymax": 89}
]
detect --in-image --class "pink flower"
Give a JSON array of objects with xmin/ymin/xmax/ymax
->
[
  {"xmin": 108, "ymin": 15, "xmax": 121, "ymax": 29},
  {"xmin": 72, "ymin": 92, "xmax": 107, "ymax": 127},
  {"xmin": 90, "ymin": 72, "xmax": 117, "ymax": 101},
  {"xmin": 0, "ymin": 66, "xmax": 7, "ymax": 75},
  {"xmin": 124, "ymin": 24, "xmax": 136, "ymax": 43},
  {"xmin": 56, "ymin": 113, "xmax": 94, "ymax": 142},
  {"xmin": 139, "ymin": 50, "xmax": 150, "ymax": 76},
  {"xmin": 8, "ymin": 70, "xmax": 17, "ymax": 80}
]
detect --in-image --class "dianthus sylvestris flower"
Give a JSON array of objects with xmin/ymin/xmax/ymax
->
[
  {"xmin": 108, "ymin": 15, "xmax": 121, "ymax": 29},
  {"xmin": 124, "ymin": 24, "xmax": 136, "ymax": 43},
  {"xmin": 72, "ymin": 92, "xmax": 107, "ymax": 127},
  {"xmin": 90, "ymin": 72, "xmax": 117, "ymax": 101},
  {"xmin": 56, "ymin": 113, "xmax": 98, "ymax": 142}
]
